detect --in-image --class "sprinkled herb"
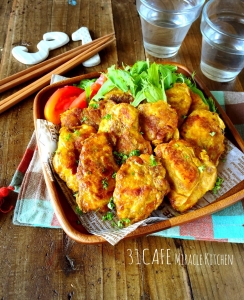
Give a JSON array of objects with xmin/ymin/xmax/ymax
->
[
  {"xmin": 65, "ymin": 133, "xmax": 71, "ymax": 141},
  {"xmin": 81, "ymin": 116, "xmax": 87, "ymax": 122},
  {"xmin": 198, "ymin": 165, "xmax": 206, "ymax": 173},
  {"xmin": 74, "ymin": 130, "xmax": 81, "ymax": 136},
  {"xmin": 102, "ymin": 114, "xmax": 112, "ymax": 120},
  {"xmin": 212, "ymin": 177, "xmax": 224, "ymax": 194},
  {"xmin": 75, "ymin": 206, "xmax": 83, "ymax": 215},
  {"xmin": 150, "ymin": 155, "xmax": 157, "ymax": 166},
  {"xmin": 102, "ymin": 211, "xmax": 114, "ymax": 221},
  {"xmin": 102, "ymin": 212, "xmax": 131, "ymax": 228},
  {"xmin": 210, "ymin": 131, "xmax": 216, "ymax": 136},
  {"xmin": 117, "ymin": 218, "xmax": 131, "ymax": 228},
  {"xmin": 112, "ymin": 172, "xmax": 117, "ymax": 179},
  {"xmin": 129, "ymin": 149, "xmax": 140, "ymax": 157},
  {"xmin": 113, "ymin": 150, "xmax": 140, "ymax": 165},
  {"xmin": 108, "ymin": 197, "xmax": 115, "ymax": 210},
  {"xmin": 89, "ymin": 102, "xmax": 99, "ymax": 109},
  {"xmin": 102, "ymin": 178, "xmax": 109, "ymax": 189},
  {"xmin": 113, "ymin": 151, "xmax": 129, "ymax": 165}
]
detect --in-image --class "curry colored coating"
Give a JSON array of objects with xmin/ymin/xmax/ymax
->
[
  {"xmin": 52, "ymin": 124, "xmax": 96, "ymax": 193},
  {"xmin": 165, "ymin": 83, "xmax": 192, "ymax": 127},
  {"xmin": 189, "ymin": 90, "xmax": 209, "ymax": 113},
  {"xmin": 138, "ymin": 100, "xmax": 179, "ymax": 146},
  {"xmin": 76, "ymin": 132, "xmax": 119, "ymax": 213},
  {"xmin": 180, "ymin": 109, "xmax": 225, "ymax": 165},
  {"xmin": 98, "ymin": 102, "xmax": 152, "ymax": 155},
  {"xmin": 54, "ymin": 84, "xmax": 225, "ymax": 218},
  {"xmin": 113, "ymin": 154, "xmax": 170, "ymax": 224},
  {"xmin": 155, "ymin": 139, "xmax": 217, "ymax": 213},
  {"xmin": 60, "ymin": 99, "xmax": 116, "ymax": 130}
]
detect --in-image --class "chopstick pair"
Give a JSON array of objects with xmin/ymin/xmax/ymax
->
[{"xmin": 0, "ymin": 33, "xmax": 115, "ymax": 114}]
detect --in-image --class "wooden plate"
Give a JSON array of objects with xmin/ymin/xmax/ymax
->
[{"xmin": 33, "ymin": 62, "xmax": 244, "ymax": 244}]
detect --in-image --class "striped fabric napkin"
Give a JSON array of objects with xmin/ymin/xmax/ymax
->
[{"xmin": 4, "ymin": 90, "xmax": 244, "ymax": 242}]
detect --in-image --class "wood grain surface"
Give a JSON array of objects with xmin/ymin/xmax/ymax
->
[{"xmin": 0, "ymin": 0, "xmax": 244, "ymax": 299}]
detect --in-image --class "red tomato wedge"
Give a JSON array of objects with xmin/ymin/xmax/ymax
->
[
  {"xmin": 44, "ymin": 86, "xmax": 84, "ymax": 125},
  {"xmin": 69, "ymin": 74, "xmax": 107, "ymax": 109}
]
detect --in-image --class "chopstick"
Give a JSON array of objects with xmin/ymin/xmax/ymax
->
[
  {"xmin": 0, "ymin": 35, "xmax": 115, "ymax": 114},
  {"xmin": 0, "ymin": 33, "xmax": 115, "ymax": 94}
]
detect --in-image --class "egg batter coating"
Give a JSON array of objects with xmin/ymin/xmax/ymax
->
[
  {"xmin": 189, "ymin": 90, "xmax": 209, "ymax": 113},
  {"xmin": 98, "ymin": 103, "xmax": 152, "ymax": 155},
  {"xmin": 155, "ymin": 140, "xmax": 217, "ymax": 213},
  {"xmin": 52, "ymin": 124, "xmax": 96, "ymax": 193},
  {"xmin": 113, "ymin": 154, "xmax": 170, "ymax": 224},
  {"xmin": 165, "ymin": 83, "xmax": 192, "ymax": 127},
  {"xmin": 138, "ymin": 100, "xmax": 179, "ymax": 146},
  {"xmin": 76, "ymin": 132, "xmax": 119, "ymax": 213},
  {"xmin": 180, "ymin": 109, "xmax": 225, "ymax": 165}
]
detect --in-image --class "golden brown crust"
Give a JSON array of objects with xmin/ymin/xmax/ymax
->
[
  {"xmin": 113, "ymin": 154, "xmax": 170, "ymax": 224},
  {"xmin": 155, "ymin": 140, "xmax": 217, "ymax": 213},
  {"xmin": 76, "ymin": 132, "xmax": 119, "ymax": 213},
  {"xmin": 60, "ymin": 99, "xmax": 116, "ymax": 130},
  {"xmin": 189, "ymin": 90, "xmax": 209, "ymax": 113},
  {"xmin": 98, "ymin": 103, "xmax": 152, "ymax": 155},
  {"xmin": 52, "ymin": 124, "xmax": 96, "ymax": 193},
  {"xmin": 138, "ymin": 100, "xmax": 179, "ymax": 146},
  {"xmin": 165, "ymin": 83, "xmax": 192, "ymax": 127},
  {"xmin": 180, "ymin": 109, "xmax": 225, "ymax": 165}
]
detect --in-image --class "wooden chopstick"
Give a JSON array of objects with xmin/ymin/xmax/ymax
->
[
  {"xmin": 0, "ymin": 33, "xmax": 115, "ymax": 94},
  {"xmin": 0, "ymin": 36, "xmax": 115, "ymax": 114}
]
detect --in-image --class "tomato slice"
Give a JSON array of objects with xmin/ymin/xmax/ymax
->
[
  {"xmin": 68, "ymin": 91, "xmax": 88, "ymax": 110},
  {"xmin": 44, "ymin": 86, "xmax": 84, "ymax": 124},
  {"xmin": 69, "ymin": 74, "xmax": 107, "ymax": 109}
]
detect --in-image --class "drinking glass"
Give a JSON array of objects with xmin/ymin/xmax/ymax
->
[
  {"xmin": 200, "ymin": 0, "xmax": 244, "ymax": 82},
  {"xmin": 137, "ymin": 0, "xmax": 205, "ymax": 58}
]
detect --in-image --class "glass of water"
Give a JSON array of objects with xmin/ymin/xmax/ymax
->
[
  {"xmin": 200, "ymin": 0, "xmax": 244, "ymax": 82},
  {"xmin": 136, "ymin": 0, "xmax": 205, "ymax": 58}
]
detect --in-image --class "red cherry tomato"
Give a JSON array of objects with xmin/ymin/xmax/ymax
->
[
  {"xmin": 69, "ymin": 74, "xmax": 107, "ymax": 109},
  {"xmin": 44, "ymin": 86, "xmax": 84, "ymax": 124}
]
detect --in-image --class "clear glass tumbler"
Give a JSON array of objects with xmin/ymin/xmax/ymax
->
[
  {"xmin": 200, "ymin": 0, "xmax": 244, "ymax": 82},
  {"xmin": 137, "ymin": 0, "xmax": 205, "ymax": 58}
]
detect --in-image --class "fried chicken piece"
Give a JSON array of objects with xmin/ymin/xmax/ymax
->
[
  {"xmin": 180, "ymin": 109, "xmax": 225, "ymax": 165},
  {"xmin": 76, "ymin": 132, "xmax": 119, "ymax": 213},
  {"xmin": 165, "ymin": 83, "xmax": 192, "ymax": 127},
  {"xmin": 189, "ymin": 90, "xmax": 209, "ymax": 113},
  {"xmin": 104, "ymin": 88, "xmax": 134, "ymax": 104},
  {"xmin": 113, "ymin": 154, "xmax": 170, "ymax": 224},
  {"xmin": 60, "ymin": 107, "xmax": 84, "ymax": 129},
  {"xmin": 52, "ymin": 124, "xmax": 96, "ymax": 193},
  {"xmin": 155, "ymin": 140, "xmax": 217, "ymax": 213},
  {"xmin": 99, "ymin": 103, "xmax": 152, "ymax": 155},
  {"xmin": 60, "ymin": 99, "xmax": 116, "ymax": 130},
  {"xmin": 138, "ymin": 100, "xmax": 179, "ymax": 146}
]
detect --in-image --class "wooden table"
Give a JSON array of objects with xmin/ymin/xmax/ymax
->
[{"xmin": 0, "ymin": 1, "xmax": 244, "ymax": 299}]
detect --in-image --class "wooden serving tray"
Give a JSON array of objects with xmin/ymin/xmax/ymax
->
[{"xmin": 33, "ymin": 62, "xmax": 244, "ymax": 244}]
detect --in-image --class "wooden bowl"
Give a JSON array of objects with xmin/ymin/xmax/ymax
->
[{"xmin": 33, "ymin": 62, "xmax": 244, "ymax": 244}]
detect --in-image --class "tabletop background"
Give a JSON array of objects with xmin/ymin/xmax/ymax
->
[{"xmin": 0, "ymin": 0, "xmax": 244, "ymax": 299}]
